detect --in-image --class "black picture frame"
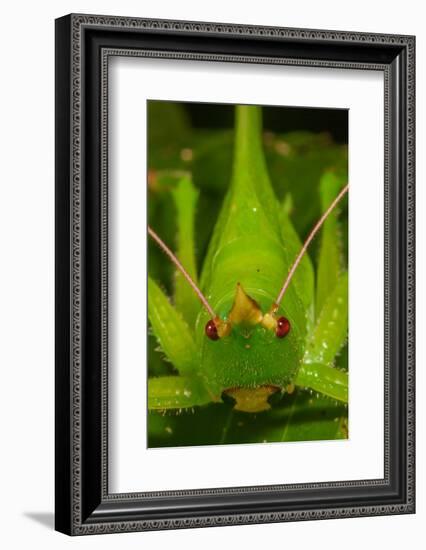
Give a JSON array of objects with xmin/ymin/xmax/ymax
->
[{"xmin": 55, "ymin": 13, "xmax": 415, "ymax": 535}]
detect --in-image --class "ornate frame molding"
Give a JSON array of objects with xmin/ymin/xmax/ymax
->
[{"xmin": 55, "ymin": 14, "xmax": 415, "ymax": 535}]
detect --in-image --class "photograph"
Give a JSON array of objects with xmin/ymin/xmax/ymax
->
[{"xmin": 147, "ymin": 100, "xmax": 349, "ymax": 448}]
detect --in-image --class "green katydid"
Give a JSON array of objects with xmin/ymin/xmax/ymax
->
[{"xmin": 147, "ymin": 105, "xmax": 348, "ymax": 417}]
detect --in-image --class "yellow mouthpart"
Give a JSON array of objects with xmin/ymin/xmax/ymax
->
[{"xmin": 224, "ymin": 386, "xmax": 279, "ymax": 413}]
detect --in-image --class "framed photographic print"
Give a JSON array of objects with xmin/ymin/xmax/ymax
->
[{"xmin": 55, "ymin": 14, "xmax": 415, "ymax": 535}]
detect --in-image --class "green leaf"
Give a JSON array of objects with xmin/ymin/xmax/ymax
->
[
  {"xmin": 279, "ymin": 194, "xmax": 315, "ymax": 320},
  {"xmin": 148, "ymin": 276, "xmax": 197, "ymax": 376},
  {"xmin": 295, "ymin": 362, "xmax": 348, "ymax": 403},
  {"xmin": 148, "ymin": 100, "xmax": 191, "ymax": 170},
  {"xmin": 148, "ymin": 391, "xmax": 347, "ymax": 447},
  {"xmin": 336, "ymin": 342, "xmax": 349, "ymax": 371},
  {"xmin": 275, "ymin": 390, "xmax": 348, "ymax": 442},
  {"xmin": 305, "ymin": 271, "xmax": 348, "ymax": 367},
  {"xmin": 316, "ymin": 171, "xmax": 347, "ymax": 315},
  {"xmin": 148, "ymin": 376, "xmax": 212, "ymax": 411},
  {"xmin": 147, "ymin": 331, "xmax": 175, "ymax": 377},
  {"xmin": 192, "ymin": 130, "xmax": 234, "ymax": 194},
  {"xmin": 265, "ymin": 133, "xmax": 348, "ymax": 239},
  {"xmin": 148, "ymin": 404, "xmax": 233, "ymax": 447},
  {"xmin": 148, "ymin": 186, "xmax": 176, "ymax": 296},
  {"xmin": 171, "ymin": 175, "xmax": 200, "ymax": 328}
]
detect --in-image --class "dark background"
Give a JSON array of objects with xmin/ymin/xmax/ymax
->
[{"xmin": 183, "ymin": 102, "xmax": 348, "ymax": 144}]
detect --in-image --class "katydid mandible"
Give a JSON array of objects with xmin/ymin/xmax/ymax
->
[{"xmin": 148, "ymin": 105, "xmax": 348, "ymax": 413}]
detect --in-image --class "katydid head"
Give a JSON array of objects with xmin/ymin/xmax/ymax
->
[
  {"xmin": 204, "ymin": 283, "xmax": 291, "ymax": 342},
  {"xmin": 197, "ymin": 282, "xmax": 302, "ymax": 411}
]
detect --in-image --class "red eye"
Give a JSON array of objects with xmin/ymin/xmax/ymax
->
[
  {"xmin": 276, "ymin": 316, "xmax": 291, "ymax": 338},
  {"xmin": 205, "ymin": 319, "xmax": 219, "ymax": 341}
]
